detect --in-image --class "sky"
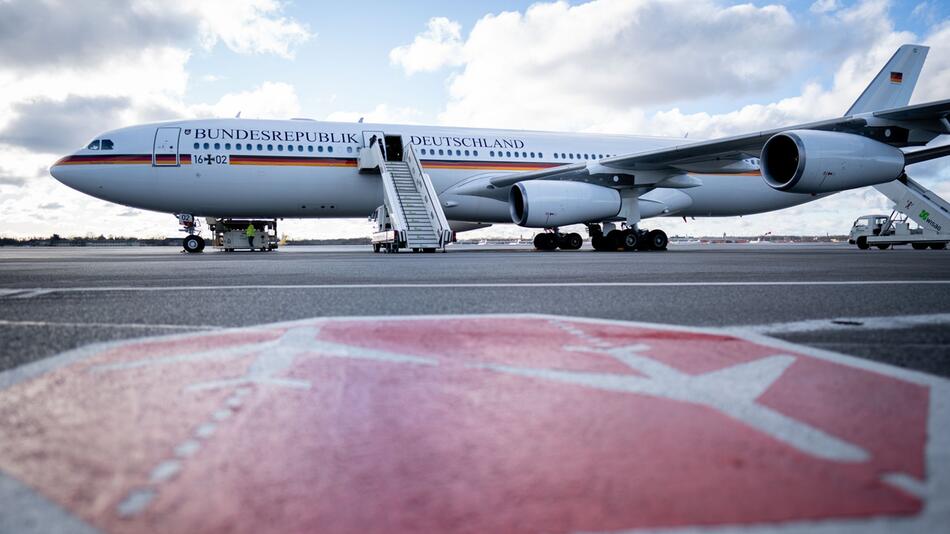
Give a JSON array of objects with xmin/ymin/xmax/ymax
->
[{"xmin": 0, "ymin": 0, "xmax": 948, "ymax": 239}]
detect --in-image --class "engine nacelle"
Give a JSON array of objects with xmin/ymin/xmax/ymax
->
[
  {"xmin": 509, "ymin": 181, "xmax": 621, "ymax": 227},
  {"xmin": 760, "ymin": 130, "xmax": 905, "ymax": 194}
]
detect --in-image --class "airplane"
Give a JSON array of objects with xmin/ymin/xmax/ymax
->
[{"xmin": 49, "ymin": 44, "xmax": 950, "ymax": 253}]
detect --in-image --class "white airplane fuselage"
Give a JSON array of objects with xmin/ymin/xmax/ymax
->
[{"xmin": 50, "ymin": 118, "xmax": 816, "ymax": 225}]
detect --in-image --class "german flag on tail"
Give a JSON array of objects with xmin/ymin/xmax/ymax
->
[{"xmin": 890, "ymin": 71, "xmax": 903, "ymax": 84}]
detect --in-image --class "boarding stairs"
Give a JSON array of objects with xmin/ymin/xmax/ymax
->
[
  {"xmin": 360, "ymin": 141, "xmax": 453, "ymax": 252},
  {"xmin": 874, "ymin": 175, "xmax": 950, "ymax": 237}
]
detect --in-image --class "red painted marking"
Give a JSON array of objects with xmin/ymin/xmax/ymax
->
[{"xmin": 0, "ymin": 316, "xmax": 932, "ymax": 533}]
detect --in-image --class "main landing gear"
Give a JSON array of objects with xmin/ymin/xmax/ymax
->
[
  {"xmin": 588, "ymin": 223, "xmax": 668, "ymax": 252},
  {"xmin": 532, "ymin": 229, "xmax": 583, "ymax": 251},
  {"xmin": 177, "ymin": 214, "xmax": 205, "ymax": 254}
]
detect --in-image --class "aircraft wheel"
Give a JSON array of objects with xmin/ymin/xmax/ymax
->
[
  {"xmin": 930, "ymin": 243, "xmax": 947, "ymax": 250},
  {"xmin": 558, "ymin": 232, "xmax": 582, "ymax": 250},
  {"xmin": 912, "ymin": 243, "xmax": 928, "ymax": 250},
  {"xmin": 875, "ymin": 244, "xmax": 891, "ymax": 250},
  {"xmin": 856, "ymin": 236, "xmax": 869, "ymax": 250},
  {"xmin": 647, "ymin": 229, "xmax": 668, "ymax": 251},
  {"xmin": 183, "ymin": 235, "xmax": 203, "ymax": 253},
  {"xmin": 591, "ymin": 235, "xmax": 608, "ymax": 251},
  {"xmin": 622, "ymin": 231, "xmax": 639, "ymax": 252},
  {"xmin": 534, "ymin": 233, "xmax": 558, "ymax": 251},
  {"xmin": 423, "ymin": 248, "xmax": 436, "ymax": 253},
  {"xmin": 606, "ymin": 230, "xmax": 625, "ymax": 251}
]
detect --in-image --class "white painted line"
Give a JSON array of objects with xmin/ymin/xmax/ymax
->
[
  {"xmin": 116, "ymin": 489, "xmax": 155, "ymax": 517},
  {"xmin": 882, "ymin": 473, "xmax": 928, "ymax": 499},
  {"xmin": 744, "ymin": 313, "xmax": 950, "ymax": 335},
  {"xmin": 0, "ymin": 319, "xmax": 219, "ymax": 331},
  {"xmin": 0, "ymin": 280, "xmax": 948, "ymax": 297},
  {"xmin": 148, "ymin": 460, "xmax": 181, "ymax": 484}
]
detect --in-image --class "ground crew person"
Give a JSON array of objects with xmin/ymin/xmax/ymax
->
[{"xmin": 246, "ymin": 223, "xmax": 256, "ymax": 249}]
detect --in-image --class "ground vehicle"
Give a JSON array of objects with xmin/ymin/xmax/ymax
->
[{"xmin": 848, "ymin": 213, "xmax": 947, "ymax": 250}]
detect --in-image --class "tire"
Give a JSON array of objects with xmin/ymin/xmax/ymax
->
[
  {"xmin": 183, "ymin": 235, "xmax": 203, "ymax": 253},
  {"xmin": 534, "ymin": 233, "xmax": 558, "ymax": 251},
  {"xmin": 591, "ymin": 235, "xmax": 607, "ymax": 251},
  {"xmin": 606, "ymin": 230, "xmax": 625, "ymax": 251},
  {"xmin": 373, "ymin": 244, "xmax": 381, "ymax": 253},
  {"xmin": 196, "ymin": 237, "xmax": 206, "ymax": 252},
  {"xmin": 875, "ymin": 244, "xmax": 891, "ymax": 250},
  {"xmin": 558, "ymin": 233, "xmax": 582, "ymax": 250},
  {"xmin": 912, "ymin": 243, "xmax": 928, "ymax": 250},
  {"xmin": 622, "ymin": 231, "xmax": 639, "ymax": 252},
  {"xmin": 647, "ymin": 229, "xmax": 668, "ymax": 251},
  {"xmin": 930, "ymin": 243, "xmax": 947, "ymax": 250},
  {"xmin": 856, "ymin": 236, "xmax": 869, "ymax": 250}
]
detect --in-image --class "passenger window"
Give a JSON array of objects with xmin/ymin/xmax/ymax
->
[
  {"xmin": 438, "ymin": 149, "xmax": 444, "ymax": 155},
  {"xmin": 490, "ymin": 151, "xmax": 495, "ymax": 157},
  {"xmin": 267, "ymin": 144, "xmax": 274, "ymax": 151},
  {"xmin": 298, "ymin": 145, "xmax": 304, "ymax": 152},
  {"xmin": 193, "ymin": 142, "xmax": 199, "ymax": 150},
  {"xmin": 561, "ymin": 153, "xmax": 566, "ymax": 159},
  {"xmin": 506, "ymin": 151, "xmax": 511, "ymax": 157},
  {"xmin": 513, "ymin": 152, "xmax": 519, "ymax": 158},
  {"xmin": 464, "ymin": 150, "xmax": 470, "ymax": 156},
  {"xmin": 318, "ymin": 146, "xmax": 324, "ymax": 152},
  {"xmin": 328, "ymin": 146, "xmax": 334, "ymax": 153},
  {"xmin": 530, "ymin": 152, "xmax": 535, "ymax": 158},
  {"xmin": 278, "ymin": 145, "xmax": 284, "ymax": 151},
  {"xmin": 554, "ymin": 153, "xmax": 559, "ymax": 159},
  {"xmin": 308, "ymin": 146, "xmax": 314, "ymax": 152},
  {"xmin": 421, "ymin": 148, "xmax": 426, "ymax": 155},
  {"xmin": 225, "ymin": 143, "xmax": 231, "ymax": 150},
  {"xmin": 538, "ymin": 152, "xmax": 543, "ymax": 158},
  {"xmin": 257, "ymin": 144, "xmax": 263, "ymax": 151},
  {"xmin": 473, "ymin": 150, "xmax": 478, "ymax": 157},
  {"xmin": 346, "ymin": 146, "xmax": 352, "ymax": 153},
  {"xmin": 288, "ymin": 145, "xmax": 294, "ymax": 152}
]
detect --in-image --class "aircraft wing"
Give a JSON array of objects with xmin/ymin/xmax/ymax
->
[
  {"xmin": 874, "ymin": 98, "xmax": 950, "ymax": 121},
  {"xmin": 476, "ymin": 99, "xmax": 950, "ymax": 192}
]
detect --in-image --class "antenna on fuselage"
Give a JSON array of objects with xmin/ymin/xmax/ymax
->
[
  {"xmin": 358, "ymin": 117, "xmax": 364, "ymax": 123},
  {"xmin": 235, "ymin": 111, "xmax": 242, "ymax": 118}
]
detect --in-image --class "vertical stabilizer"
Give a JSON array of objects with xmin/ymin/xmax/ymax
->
[{"xmin": 845, "ymin": 44, "xmax": 928, "ymax": 116}]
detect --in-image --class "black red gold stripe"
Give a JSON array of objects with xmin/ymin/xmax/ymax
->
[
  {"xmin": 54, "ymin": 154, "xmax": 193, "ymax": 165},
  {"xmin": 229, "ymin": 155, "xmax": 357, "ymax": 167}
]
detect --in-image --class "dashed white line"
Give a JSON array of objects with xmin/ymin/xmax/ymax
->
[{"xmin": 0, "ymin": 319, "xmax": 218, "ymax": 331}]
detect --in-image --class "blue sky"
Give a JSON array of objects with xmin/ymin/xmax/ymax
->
[{"xmin": 0, "ymin": 0, "xmax": 948, "ymax": 239}]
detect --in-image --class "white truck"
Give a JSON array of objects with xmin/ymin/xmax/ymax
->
[{"xmin": 848, "ymin": 175, "xmax": 950, "ymax": 250}]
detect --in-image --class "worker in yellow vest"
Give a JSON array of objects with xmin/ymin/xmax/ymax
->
[{"xmin": 245, "ymin": 223, "xmax": 256, "ymax": 249}]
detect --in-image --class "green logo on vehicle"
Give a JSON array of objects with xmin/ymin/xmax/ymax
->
[{"xmin": 920, "ymin": 209, "xmax": 930, "ymax": 220}]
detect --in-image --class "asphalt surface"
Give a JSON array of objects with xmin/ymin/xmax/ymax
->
[{"xmin": 1, "ymin": 243, "xmax": 949, "ymax": 376}]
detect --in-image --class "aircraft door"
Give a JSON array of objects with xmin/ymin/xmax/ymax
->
[{"xmin": 153, "ymin": 127, "xmax": 181, "ymax": 167}]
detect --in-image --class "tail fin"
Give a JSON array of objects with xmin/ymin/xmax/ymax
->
[{"xmin": 845, "ymin": 44, "xmax": 928, "ymax": 116}]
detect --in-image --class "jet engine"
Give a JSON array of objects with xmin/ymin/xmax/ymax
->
[
  {"xmin": 760, "ymin": 130, "xmax": 905, "ymax": 194},
  {"xmin": 509, "ymin": 181, "xmax": 621, "ymax": 227}
]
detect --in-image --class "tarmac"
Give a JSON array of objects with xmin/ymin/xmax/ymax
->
[
  {"xmin": 1, "ymin": 243, "xmax": 950, "ymax": 534},
  {"xmin": 1, "ymin": 243, "xmax": 948, "ymax": 376}
]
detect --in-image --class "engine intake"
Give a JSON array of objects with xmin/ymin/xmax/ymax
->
[
  {"xmin": 510, "ymin": 181, "xmax": 621, "ymax": 227},
  {"xmin": 761, "ymin": 130, "xmax": 905, "ymax": 194}
]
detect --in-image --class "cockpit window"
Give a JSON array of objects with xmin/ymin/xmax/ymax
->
[
  {"xmin": 87, "ymin": 140, "xmax": 100, "ymax": 150},
  {"xmin": 100, "ymin": 139, "xmax": 114, "ymax": 150}
]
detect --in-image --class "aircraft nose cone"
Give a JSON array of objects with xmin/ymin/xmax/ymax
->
[{"xmin": 49, "ymin": 156, "xmax": 77, "ymax": 187}]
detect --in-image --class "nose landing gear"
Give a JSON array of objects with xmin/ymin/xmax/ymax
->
[{"xmin": 177, "ymin": 214, "xmax": 205, "ymax": 253}]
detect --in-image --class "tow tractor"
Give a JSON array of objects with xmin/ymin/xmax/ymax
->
[
  {"xmin": 207, "ymin": 218, "xmax": 279, "ymax": 252},
  {"xmin": 848, "ymin": 174, "xmax": 950, "ymax": 250}
]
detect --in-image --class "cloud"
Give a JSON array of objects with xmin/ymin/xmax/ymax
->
[
  {"xmin": 189, "ymin": 0, "xmax": 312, "ymax": 58},
  {"xmin": 390, "ymin": 17, "xmax": 465, "ymax": 75},
  {"xmin": 39, "ymin": 202, "xmax": 64, "ymax": 210},
  {"xmin": 0, "ymin": 0, "xmax": 194, "ymax": 70},
  {"xmin": 325, "ymin": 104, "xmax": 426, "ymax": 125},
  {"xmin": 810, "ymin": 0, "xmax": 840, "ymax": 14},
  {"xmin": 0, "ymin": 95, "xmax": 131, "ymax": 153},
  {"xmin": 189, "ymin": 82, "xmax": 302, "ymax": 119}
]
